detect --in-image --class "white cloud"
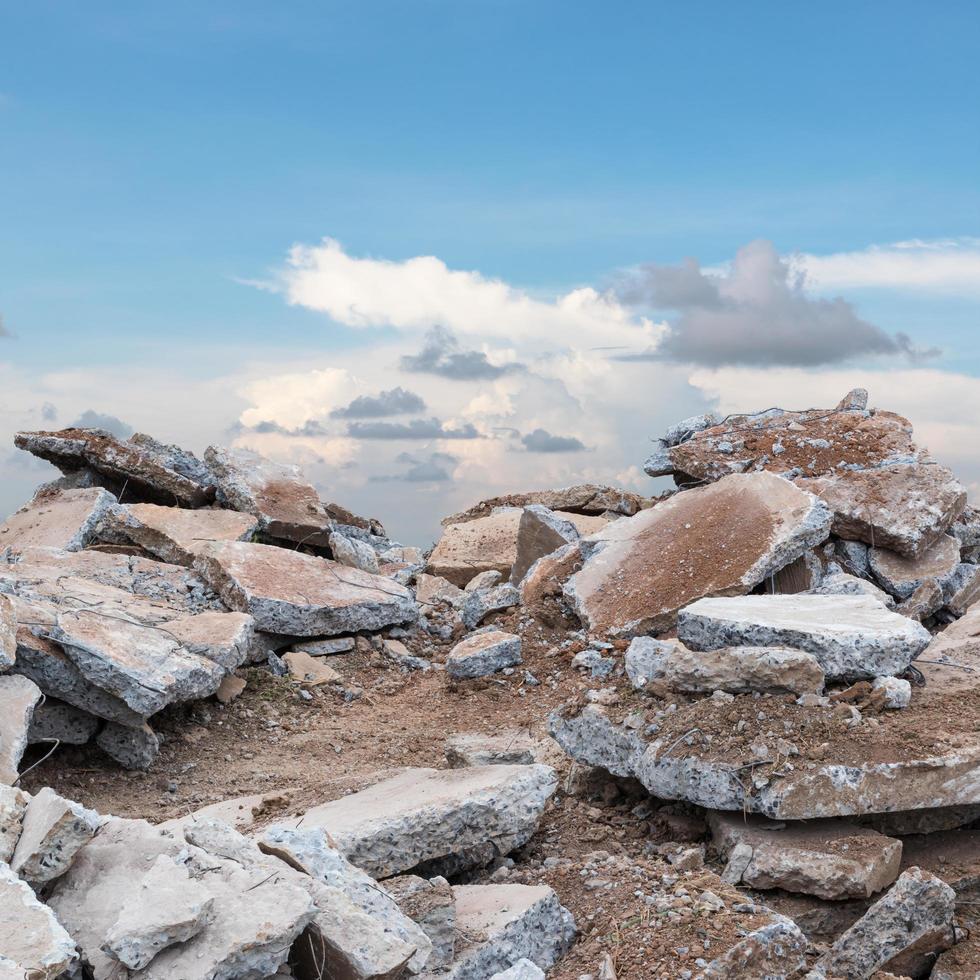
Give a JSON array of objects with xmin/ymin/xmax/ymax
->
[
  {"xmin": 275, "ymin": 237, "xmax": 665, "ymax": 349},
  {"xmin": 793, "ymin": 238, "xmax": 980, "ymax": 294}
]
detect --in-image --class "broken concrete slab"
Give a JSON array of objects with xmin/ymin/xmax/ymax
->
[
  {"xmin": 677, "ymin": 593, "xmax": 931, "ymax": 679},
  {"xmin": 0, "ymin": 486, "xmax": 116, "ymax": 554},
  {"xmin": 466, "ymin": 570, "xmax": 503, "ymax": 592},
  {"xmin": 276, "ymin": 764, "xmax": 558, "ymax": 879},
  {"xmin": 96, "ymin": 720, "xmax": 161, "ymax": 771},
  {"xmin": 447, "ymin": 630, "xmax": 522, "ymax": 680},
  {"xmin": 28, "ymin": 698, "xmax": 100, "ymax": 746},
  {"xmin": 944, "ymin": 562, "xmax": 980, "ymax": 617},
  {"xmin": 815, "ymin": 569, "xmax": 896, "ymax": 608},
  {"xmin": 204, "ymin": 445, "xmax": 334, "ymax": 547},
  {"xmin": 328, "ymin": 530, "xmax": 380, "ymax": 574},
  {"xmin": 564, "ymin": 471, "xmax": 832, "ymax": 639},
  {"xmin": 708, "ymin": 812, "xmax": 902, "ymax": 899},
  {"xmin": 445, "ymin": 732, "xmax": 539, "ymax": 768},
  {"xmin": 441, "ymin": 883, "xmax": 576, "ymax": 980},
  {"xmin": 283, "ymin": 649, "xmax": 342, "ymax": 687},
  {"xmin": 0, "ymin": 860, "xmax": 77, "ymax": 980},
  {"xmin": 799, "ymin": 462, "xmax": 967, "ymax": 560},
  {"xmin": 108, "ymin": 502, "xmax": 258, "ymax": 565},
  {"xmin": 869, "ymin": 535, "xmax": 962, "ymax": 599},
  {"xmin": 810, "ymin": 867, "xmax": 956, "ymax": 979},
  {"xmin": 385, "ymin": 875, "xmax": 456, "ymax": 970},
  {"xmin": 510, "ymin": 505, "xmax": 584, "ymax": 585},
  {"xmin": 625, "ymin": 635, "xmax": 825, "ymax": 695},
  {"xmin": 11, "ymin": 786, "xmax": 102, "ymax": 886},
  {"xmin": 427, "ymin": 509, "xmax": 523, "ymax": 587},
  {"xmin": 258, "ymin": 825, "xmax": 433, "ymax": 972},
  {"xmin": 0, "ymin": 784, "xmax": 28, "ymax": 862},
  {"xmin": 291, "ymin": 636, "xmax": 356, "ymax": 657},
  {"xmin": 15, "ymin": 427, "xmax": 216, "ymax": 507},
  {"xmin": 0, "ymin": 593, "xmax": 14, "ymax": 670},
  {"xmin": 0, "ymin": 674, "xmax": 42, "ymax": 784},
  {"xmin": 160, "ymin": 789, "xmax": 297, "ymax": 833},
  {"xmin": 896, "ymin": 579, "xmax": 945, "ymax": 621},
  {"xmin": 102, "ymin": 854, "xmax": 215, "ymax": 970},
  {"xmin": 194, "ymin": 541, "xmax": 416, "ymax": 636},
  {"xmin": 702, "ymin": 911, "xmax": 807, "ymax": 978},
  {"xmin": 443, "ymin": 485, "xmax": 645, "ymax": 525},
  {"xmin": 460, "ymin": 584, "xmax": 521, "ymax": 629}
]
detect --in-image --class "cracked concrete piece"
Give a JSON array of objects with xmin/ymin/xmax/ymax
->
[
  {"xmin": 799, "ymin": 462, "xmax": 967, "ymax": 559},
  {"xmin": 0, "ymin": 861, "xmax": 77, "ymax": 980},
  {"xmin": 510, "ymin": 505, "xmax": 586, "ymax": 585},
  {"xmin": 102, "ymin": 854, "xmax": 215, "ymax": 970},
  {"xmin": 204, "ymin": 445, "xmax": 334, "ymax": 547},
  {"xmin": 96, "ymin": 720, "xmax": 161, "ymax": 771},
  {"xmin": 810, "ymin": 867, "xmax": 956, "ymax": 979},
  {"xmin": 869, "ymin": 535, "xmax": 962, "ymax": 599},
  {"xmin": 258, "ymin": 825, "xmax": 433, "ymax": 973},
  {"xmin": 702, "ymin": 913, "xmax": 807, "ymax": 978},
  {"xmin": 194, "ymin": 540, "xmax": 416, "ymax": 636},
  {"xmin": 708, "ymin": 812, "xmax": 902, "ymax": 899},
  {"xmin": 291, "ymin": 636, "xmax": 356, "ymax": 657},
  {"xmin": 29, "ymin": 698, "xmax": 100, "ymax": 746},
  {"xmin": 0, "ymin": 674, "xmax": 42, "ymax": 783},
  {"xmin": 564, "ymin": 472, "xmax": 832, "ymax": 639},
  {"xmin": 447, "ymin": 631, "xmax": 522, "ymax": 680},
  {"xmin": 278, "ymin": 764, "xmax": 557, "ymax": 879},
  {"xmin": 12, "ymin": 787, "xmax": 102, "ymax": 886},
  {"xmin": 283, "ymin": 649, "xmax": 341, "ymax": 687},
  {"xmin": 445, "ymin": 732, "xmax": 539, "ymax": 768},
  {"xmin": 489, "ymin": 959, "xmax": 545, "ymax": 980},
  {"xmin": 0, "ymin": 594, "xmax": 14, "ymax": 670},
  {"xmin": 896, "ymin": 579, "xmax": 945, "ymax": 621},
  {"xmin": 329, "ymin": 531, "xmax": 380, "ymax": 574},
  {"xmin": 443, "ymin": 485, "xmax": 644, "ymax": 525},
  {"xmin": 108, "ymin": 503, "xmax": 258, "ymax": 565},
  {"xmin": 385, "ymin": 875, "xmax": 455, "ymax": 970},
  {"xmin": 466, "ymin": 570, "xmax": 504, "ymax": 592},
  {"xmin": 440, "ymin": 884, "xmax": 576, "ymax": 980},
  {"xmin": 15, "ymin": 427, "xmax": 216, "ymax": 507},
  {"xmin": 678, "ymin": 593, "xmax": 931, "ymax": 679},
  {"xmin": 461, "ymin": 584, "xmax": 521, "ymax": 629},
  {"xmin": 815, "ymin": 570, "xmax": 896, "ymax": 608},
  {"xmin": 427, "ymin": 509, "xmax": 523, "ymax": 587},
  {"xmin": 0, "ymin": 487, "xmax": 116, "ymax": 554},
  {"xmin": 625, "ymin": 635, "xmax": 825, "ymax": 695},
  {"xmin": 944, "ymin": 562, "xmax": 980, "ymax": 617},
  {"xmin": 0, "ymin": 784, "xmax": 28, "ymax": 862}
]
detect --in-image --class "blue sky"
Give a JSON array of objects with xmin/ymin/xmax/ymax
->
[{"xmin": 2, "ymin": 2, "xmax": 979, "ymax": 541}]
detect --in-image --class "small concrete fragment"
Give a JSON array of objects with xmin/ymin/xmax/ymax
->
[
  {"xmin": 277, "ymin": 764, "xmax": 557, "ymax": 879},
  {"xmin": 702, "ymin": 913, "xmax": 807, "ymax": 978},
  {"xmin": 443, "ymin": 883, "xmax": 576, "ymax": 980},
  {"xmin": 108, "ymin": 502, "xmax": 258, "ymax": 565},
  {"xmin": 283, "ymin": 649, "xmax": 342, "ymax": 687},
  {"xmin": 490, "ymin": 959, "xmax": 545, "ymax": 980},
  {"xmin": 896, "ymin": 579, "xmax": 945, "ymax": 621},
  {"xmin": 708, "ymin": 812, "xmax": 903, "ymax": 900},
  {"xmin": 678, "ymin": 593, "xmax": 931, "ymax": 680},
  {"xmin": 328, "ymin": 530, "xmax": 381, "ymax": 574},
  {"xmin": 28, "ymin": 698, "xmax": 100, "ymax": 746},
  {"xmin": 445, "ymin": 731, "xmax": 539, "ymax": 768},
  {"xmin": 873, "ymin": 676, "xmax": 911, "ymax": 709},
  {"xmin": 869, "ymin": 535, "xmax": 962, "ymax": 599},
  {"xmin": 447, "ymin": 630, "xmax": 522, "ymax": 680},
  {"xmin": 461, "ymin": 584, "xmax": 521, "ymax": 629},
  {"xmin": 510, "ymin": 505, "xmax": 582, "ymax": 584},
  {"xmin": 0, "ymin": 593, "xmax": 14, "ymax": 670},
  {"xmin": 0, "ymin": 486, "xmax": 116, "ymax": 553},
  {"xmin": 799, "ymin": 462, "xmax": 967, "ymax": 559},
  {"xmin": 465, "ymin": 570, "xmax": 503, "ymax": 592},
  {"xmin": 0, "ymin": 674, "xmax": 42, "ymax": 783},
  {"xmin": 944, "ymin": 562, "xmax": 980, "ymax": 617},
  {"xmin": 96, "ymin": 720, "xmax": 161, "ymax": 770},
  {"xmin": 385, "ymin": 875, "xmax": 456, "ymax": 970},
  {"xmin": 102, "ymin": 854, "xmax": 215, "ymax": 970},
  {"xmin": 0, "ymin": 784, "xmax": 28, "ymax": 862},
  {"xmin": 0, "ymin": 861, "xmax": 77, "ymax": 980},
  {"xmin": 625, "ymin": 636, "xmax": 825, "ymax": 695},
  {"xmin": 291, "ymin": 636, "xmax": 356, "ymax": 657},
  {"xmin": 11, "ymin": 786, "xmax": 102, "ymax": 886},
  {"xmin": 194, "ymin": 541, "xmax": 416, "ymax": 636},
  {"xmin": 204, "ymin": 445, "xmax": 334, "ymax": 547},
  {"xmin": 564, "ymin": 471, "xmax": 832, "ymax": 638},
  {"xmin": 811, "ymin": 867, "xmax": 956, "ymax": 979},
  {"xmin": 815, "ymin": 570, "xmax": 896, "ymax": 608}
]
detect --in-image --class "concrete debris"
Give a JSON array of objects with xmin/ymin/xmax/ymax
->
[
  {"xmin": 11, "ymin": 786, "xmax": 102, "ymax": 886},
  {"xmin": 327, "ymin": 530, "xmax": 381, "ymax": 574},
  {"xmin": 28, "ymin": 698, "xmax": 101, "ymax": 746},
  {"xmin": 95, "ymin": 719, "xmax": 161, "ymax": 770},
  {"xmin": 466, "ymin": 570, "xmax": 504, "ymax": 592},
  {"xmin": 872, "ymin": 675, "xmax": 912, "ymax": 709},
  {"xmin": 445, "ymin": 731, "xmax": 540, "ymax": 768},
  {"xmin": 108, "ymin": 502, "xmax": 258, "ymax": 565},
  {"xmin": 895, "ymin": 578, "xmax": 946, "ymax": 621},
  {"xmin": 442, "ymin": 484, "xmax": 645, "ymax": 524},
  {"xmin": 0, "ymin": 860, "xmax": 78, "ymax": 980},
  {"xmin": 563, "ymin": 471, "xmax": 832, "ymax": 638},
  {"xmin": 0, "ymin": 486, "xmax": 116, "ymax": 554},
  {"xmin": 708, "ymin": 811, "xmax": 902, "ymax": 899},
  {"xmin": 815, "ymin": 569, "xmax": 896, "ymax": 608},
  {"xmin": 290, "ymin": 636, "xmax": 356, "ymax": 657},
  {"xmin": 282, "ymin": 649, "xmax": 342, "ymax": 687},
  {"xmin": 510, "ymin": 505, "xmax": 584, "ymax": 584},
  {"xmin": 194, "ymin": 540, "xmax": 416, "ymax": 636},
  {"xmin": 275, "ymin": 764, "xmax": 557, "ymax": 878},
  {"xmin": 678, "ymin": 593, "xmax": 931, "ymax": 679},
  {"xmin": 385, "ymin": 875, "xmax": 456, "ymax": 970},
  {"xmin": 869, "ymin": 534, "xmax": 962, "ymax": 599},
  {"xmin": 0, "ymin": 593, "xmax": 14, "ymax": 670},
  {"xmin": 447, "ymin": 630, "xmax": 522, "ymax": 680},
  {"xmin": 809, "ymin": 867, "xmax": 956, "ymax": 979},
  {"xmin": 427, "ymin": 509, "xmax": 524, "ymax": 587},
  {"xmin": 0, "ymin": 674, "xmax": 43, "ymax": 783},
  {"xmin": 16, "ymin": 427, "xmax": 216, "ymax": 507},
  {"xmin": 625, "ymin": 635, "xmax": 825, "ymax": 695},
  {"xmin": 0, "ymin": 784, "xmax": 28, "ymax": 862},
  {"xmin": 461, "ymin": 584, "xmax": 521, "ymax": 629},
  {"xmin": 488, "ymin": 957, "xmax": 544, "ymax": 980}
]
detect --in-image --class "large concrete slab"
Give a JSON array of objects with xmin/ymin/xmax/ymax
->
[
  {"xmin": 0, "ymin": 487, "xmax": 116, "ymax": 553},
  {"xmin": 275, "ymin": 765, "xmax": 558, "ymax": 879},
  {"xmin": 869, "ymin": 534, "xmax": 962, "ymax": 599},
  {"xmin": 678, "ymin": 593, "xmax": 931, "ymax": 679},
  {"xmin": 563, "ymin": 472, "xmax": 831, "ymax": 638},
  {"xmin": 443, "ymin": 485, "xmax": 645, "ymax": 524},
  {"xmin": 0, "ymin": 674, "xmax": 42, "ymax": 783},
  {"xmin": 194, "ymin": 540, "xmax": 416, "ymax": 636},
  {"xmin": 108, "ymin": 502, "xmax": 258, "ymax": 565},
  {"xmin": 15, "ymin": 427, "xmax": 215, "ymax": 507}
]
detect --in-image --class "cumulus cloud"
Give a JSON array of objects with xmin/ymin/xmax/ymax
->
[
  {"xmin": 347, "ymin": 417, "xmax": 481, "ymax": 440},
  {"xmin": 237, "ymin": 419, "xmax": 329, "ymax": 437},
  {"xmin": 371, "ymin": 451, "xmax": 459, "ymax": 483},
  {"xmin": 400, "ymin": 326, "xmax": 525, "ymax": 380},
  {"xmin": 41, "ymin": 402, "xmax": 57, "ymax": 422},
  {"xmin": 521, "ymin": 428, "xmax": 587, "ymax": 453},
  {"xmin": 617, "ymin": 240, "xmax": 934, "ymax": 367},
  {"xmin": 794, "ymin": 238, "xmax": 980, "ymax": 294},
  {"xmin": 269, "ymin": 237, "xmax": 664, "ymax": 349},
  {"xmin": 330, "ymin": 386, "xmax": 426, "ymax": 418},
  {"xmin": 71, "ymin": 410, "xmax": 134, "ymax": 438}
]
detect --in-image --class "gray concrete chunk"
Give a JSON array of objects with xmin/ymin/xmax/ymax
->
[
  {"xmin": 869, "ymin": 534, "xmax": 962, "ymax": 599},
  {"xmin": 28, "ymin": 698, "xmax": 100, "ymax": 746},
  {"xmin": 385, "ymin": 875, "xmax": 456, "ymax": 970},
  {"xmin": 510, "ymin": 506, "xmax": 582, "ymax": 585},
  {"xmin": 447, "ymin": 631, "xmax": 522, "ymax": 680},
  {"xmin": 329, "ymin": 531, "xmax": 380, "ymax": 574},
  {"xmin": 0, "ymin": 784, "xmax": 28, "ymax": 862},
  {"xmin": 678, "ymin": 593, "xmax": 931, "ymax": 680},
  {"xmin": 0, "ymin": 674, "xmax": 42, "ymax": 783}
]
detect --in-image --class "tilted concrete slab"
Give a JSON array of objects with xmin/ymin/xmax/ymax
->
[
  {"xmin": 0, "ymin": 487, "xmax": 116, "ymax": 553},
  {"xmin": 0, "ymin": 674, "xmax": 42, "ymax": 784}
]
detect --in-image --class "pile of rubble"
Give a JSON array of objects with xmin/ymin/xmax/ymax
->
[{"xmin": 0, "ymin": 388, "xmax": 979, "ymax": 978}]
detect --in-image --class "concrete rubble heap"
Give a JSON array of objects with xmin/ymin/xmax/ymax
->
[{"xmin": 2, "ymin": 389, "xmax": 979, "ymax": 978}]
